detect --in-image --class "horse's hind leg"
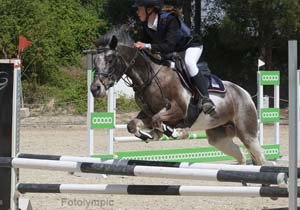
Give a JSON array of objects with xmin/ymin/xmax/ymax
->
[
  {"xmin": 236, "ymin": 129, "xmax": 266, "ymax": 165},
  {"xmin": 234, "ymin": 108, "xmax": 266, "ymax": 165},
  {"xmin": 206, "ymin": 126, "xmax": 246, "ymax": 164}
]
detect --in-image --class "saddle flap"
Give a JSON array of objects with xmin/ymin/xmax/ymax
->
[
  {"xmin": 174, "ymin": 60, "xmax": 226, "ymax": 95},
  {"xmin": 207, "ymin": 74, "xmax": 226, "ymax": 94}
]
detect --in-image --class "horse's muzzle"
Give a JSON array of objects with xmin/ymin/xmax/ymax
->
[{"xmin": 90, "ymin": 79, "xmax": 106, "ymax": 98}]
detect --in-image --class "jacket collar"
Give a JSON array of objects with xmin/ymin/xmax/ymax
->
[{"xmin": 147, "ymin": 14, "xmax": 158, "ymax": 31}]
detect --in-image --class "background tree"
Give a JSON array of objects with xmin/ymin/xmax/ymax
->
[
  {"xmin": 201, "ymin": 0, "xmax": 300, "ymax": 96},
  {"xmin": 0, "ymin": 0, "xmax": 103, "ymax": 83},
  {"xmin": 101, "ymin": 0, "xmax": 135, "ymax": 25},
  {"xmin": 212, "ymin": 0, "xmax": 300, "ymax": 69}
]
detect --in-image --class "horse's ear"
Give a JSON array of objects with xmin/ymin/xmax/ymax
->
[
  {"xmin": 109, "ymin": 36, "xmax": 118, "ymax": 50},
  {"xmin": 92, "ymin": 38, "xmax": 101, "ymax": 47}
]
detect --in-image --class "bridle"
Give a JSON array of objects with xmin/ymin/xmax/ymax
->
[
  {"xmin": 94, "ymin": 46, "xmax": 143, "ymax": 89},
  {"xmin": 94, "ymin": 45, "xmax": 170, "ymax": 110},
  {"xmin": 94, "ymin": 47, "xmax": 139, "ymax": 90}
]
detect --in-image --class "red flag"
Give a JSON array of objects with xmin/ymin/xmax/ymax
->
[{"xmin": 18, "ymin": 35, "xmax": 31, "ymax": 52}]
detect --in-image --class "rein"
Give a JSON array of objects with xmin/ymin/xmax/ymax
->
[
  {"xmin": 121, "ymin": 48, "xmax": 164, "ymax": 95},
  {"xmin": 116, "ymin": 46, "xmax": 153, "ymax": 92},
  {"xmin": 119, "ymin": 48, "xmax": 170, "ymax": 110},
  {"xmin": 119, "ymin": 48, "xmax": 140, "ymax": 88}
]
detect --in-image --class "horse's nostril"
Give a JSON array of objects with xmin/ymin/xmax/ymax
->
[{"xmin": 97, "ymin": 85, "xmax": 101, "ymax": 90}]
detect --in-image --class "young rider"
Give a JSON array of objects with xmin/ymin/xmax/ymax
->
[{"xmin": 132, "ymin": 0, "xmax": 216, "ymax": 115}]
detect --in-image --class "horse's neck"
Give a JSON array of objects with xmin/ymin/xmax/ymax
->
[
  {"xmin": 121, "ymin": 48, "xmax": 155, "ymax": 90},
  {"xmin": 126, "ymin": 62, "xmax": 153, "ymax": 89}
]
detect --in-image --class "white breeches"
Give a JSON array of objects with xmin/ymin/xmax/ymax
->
[{"xmin": 184, "ymin": 45, "xmax": 203, "ymax": 77}]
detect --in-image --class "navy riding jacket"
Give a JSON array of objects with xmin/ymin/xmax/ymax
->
[{"xmin": 142, "ymin": 12, "xmax": 202, "ymax": 54}]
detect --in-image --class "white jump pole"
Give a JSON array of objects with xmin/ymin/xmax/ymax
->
[
  {"xmin": 108, "ymin": 87, "xmax": 115, "ymax": 154},
  {"xmin": 288, "ymin": 40, "xmax": 299, "ymax": 210},
  {"xmin": 87, "ymin": 53, "xmax": 94, "ymax": 156},
  {"xmin": 11, "ymin": 60, "xmax": 21, "ymax": 210},
  {"xmin": 17, "ymin": 183, "xmax": 294, "ymax": 198},
  {"xmin": 115, "ymin": 124, "xmax": 127, "ymax": 129},
  {"xmin": 0, "ymin": 157, "xmax": 287, "ymax": 186},
  {"xmin": 274, "ymin": 83, "xmax": 280, "ymax": 145},
  {"xmin": 257, "ymin": 70, "xmax": 264, "ymax": 145},
  {"xmin": 17, "ymin": 153, "xmax": 298, "ymax": 175}
]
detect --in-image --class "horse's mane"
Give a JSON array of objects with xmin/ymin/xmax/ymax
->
[{"xmin": 94, "ymin": 25, "xmax": 134, "ymax": 47}]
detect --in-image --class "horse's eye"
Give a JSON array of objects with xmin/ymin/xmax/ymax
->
[{"xmin": 106, "ymin": 56, "xmax": 113, "ymax": 65}]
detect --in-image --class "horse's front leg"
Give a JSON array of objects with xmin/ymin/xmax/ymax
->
[
  {"xmin": 127, "ymin": 111, "xmax": 153, "ymax": 142},
  {"xmin": 151, "ymin": 100, "xmax": 186, "ymax": 140}
]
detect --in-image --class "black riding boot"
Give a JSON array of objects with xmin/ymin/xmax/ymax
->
[{"xmin": 191, "ymin": 72, "xmax": 216, "ymax": 115}]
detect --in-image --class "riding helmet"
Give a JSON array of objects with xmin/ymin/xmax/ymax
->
[{"xmin": 132, "ymin": 0, "xmax": 164, "ymax": 9}]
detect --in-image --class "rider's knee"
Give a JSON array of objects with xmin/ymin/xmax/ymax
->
[{"xmin": 185, "ymin": 61, "xmax": 199, "ymax": 76}]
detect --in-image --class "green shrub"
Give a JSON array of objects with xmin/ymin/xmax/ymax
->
[{"xmin": 22, "ymin": 69, "xmax": 138, "ymax": 115}]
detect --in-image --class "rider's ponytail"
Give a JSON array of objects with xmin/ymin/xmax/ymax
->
[{"xmin": 161, "ymin": 5, "xmax": 182, "ymax": 17}]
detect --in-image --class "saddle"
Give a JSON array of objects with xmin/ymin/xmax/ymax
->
[
  {"xmin": 168, "ymin": 54, "xmax": 226, "ymax": 128},
  {"xmin": 168, "ymin": 53, "xmax": 226, "ymax": 95}
]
